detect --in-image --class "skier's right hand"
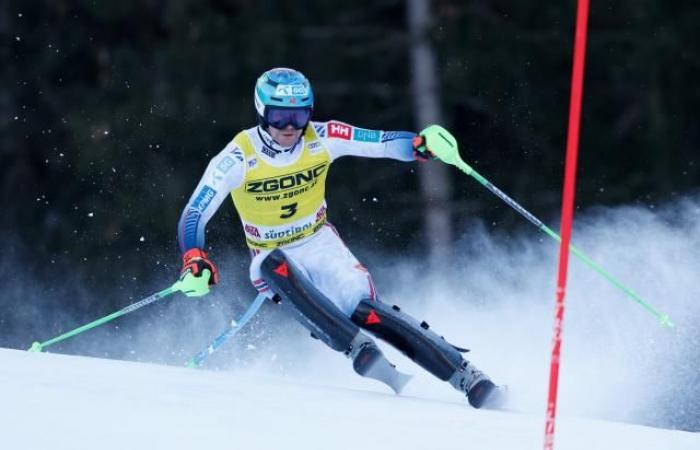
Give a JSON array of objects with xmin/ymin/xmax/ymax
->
[{"xmin": 177, "ymin": 248, "xmax": 220, "ymax": 297}]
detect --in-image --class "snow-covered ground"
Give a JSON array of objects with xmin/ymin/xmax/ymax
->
[
  {"xmin": 3, "ymin": 198, "xmax": 699, "ymax": 449},
  {"xmin": 1, "ymin": 347, "xmax": 697, "ymax": 450}
]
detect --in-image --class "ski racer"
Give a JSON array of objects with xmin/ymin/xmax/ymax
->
[{"xmin": 175, "ymin": 67, "xmax": 504, "ymax": 408}]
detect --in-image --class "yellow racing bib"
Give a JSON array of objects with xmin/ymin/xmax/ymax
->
[{"xmin": 230, "ymin": 127, "xmax": 330, "ymax": 249}]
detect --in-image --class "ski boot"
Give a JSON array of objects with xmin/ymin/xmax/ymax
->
[
  {"xmin": 450, "ymin": 360, "xmax": 507, "ymax": 409},
  {"xmin": 349, "ymin": 338, "xmax": 412, "ymax": 394}
]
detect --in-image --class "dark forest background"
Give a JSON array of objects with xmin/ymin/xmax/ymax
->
[{"xmin": 1, "ymin": 1, "xmax": 698, "ymax": 348}]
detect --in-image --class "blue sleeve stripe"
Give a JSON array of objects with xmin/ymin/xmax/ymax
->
[
  {"xmin": 380, "ymin": 131, "xmax": 416, "ymax": 143},
  {"xmin": 178, "ymin": 208, "xmax": 203, "ymax": 252}
]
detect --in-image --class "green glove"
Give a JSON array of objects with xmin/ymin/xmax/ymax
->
[
  {"xmin": 177, "ymin": 268, "xmax": 212, "ymax": 297},
  {"xmin": 416, "ymin": 125, "xmax": 460, "ymax": 165},
  {"xmin": 176, "ymin": 248, "xmax": 219, "ymax": 298}
]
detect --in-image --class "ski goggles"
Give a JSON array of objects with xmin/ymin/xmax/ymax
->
[{"xmin": 264, "ymin": 107, "xmax": 312, "ymax": 130}]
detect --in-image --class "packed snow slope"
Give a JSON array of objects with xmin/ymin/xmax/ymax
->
[{"xmin": 1, "ymin": 348, "xmax": 697, "ymax": 450}]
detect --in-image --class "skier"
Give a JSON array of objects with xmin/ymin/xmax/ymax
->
[{"xmin": 176, "ymin": 67, "xmax": 504, "ymax": 408}]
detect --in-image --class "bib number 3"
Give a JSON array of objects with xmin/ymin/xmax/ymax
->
[{"xmin": 280, "ymin": 202, "xmax": 298, "ymax": 219}]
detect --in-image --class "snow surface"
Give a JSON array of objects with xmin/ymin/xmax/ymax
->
[
  {"xmin": 1, "ymin": 348, "xmax": 697, "ymax": 450},
  {"xmin": 4, "ymin": 198, "xmax": 700, "ymax": 448}
]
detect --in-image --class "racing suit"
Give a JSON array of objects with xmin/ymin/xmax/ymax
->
[{"xmin": 177, "ymin": 121, "xmax": 416, "ymax": 316}]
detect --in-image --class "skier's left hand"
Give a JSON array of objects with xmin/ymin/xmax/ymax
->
[
  {"xmin": 413, "ymin": 125, "xmax": 459, "ymax": 164},
  {"xmin": 412, "ymin": 135, "xmax": 436, "ymax": 161}
]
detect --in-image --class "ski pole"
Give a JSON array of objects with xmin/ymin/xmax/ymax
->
[
  {"xmin": 28, "ymin": 281, "xmax": 184, "ymax": 352},
  {"xmin": 186, "ymin": 293, "xmax": 267, "ymax": 368},
  {"xmin": 420, "ymin": 125, "xmax": 674, "ymax": 328}
]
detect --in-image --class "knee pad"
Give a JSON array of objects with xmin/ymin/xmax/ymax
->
[
  {"xmin": 351, "ymin": 299, "xmax": 464, "ymax": 381},
  {"xmin": 261, "ymin": 249, "xmax": 360, "ymax": 353}
]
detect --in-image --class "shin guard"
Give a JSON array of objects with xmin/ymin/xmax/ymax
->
[
  {"xmin": 261, "ymin": 249, "xmax": 358, "ymax": 353},
  {"xmin": 261, "ymin": 250, "xmax": 411, "ymax": 393},
  {"xmin": 351, "ymin": 299, "xmax": 464, "ymax": 381}
]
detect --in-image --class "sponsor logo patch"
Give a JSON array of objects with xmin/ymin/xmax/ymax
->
[
  {"xmin": 274, "ymin": 84, "xmax": 308, "ymax": 97},
  {"xmin": 193, "ymin": 185, "xmax": 216, "ymax": 212},
  {"xmin": 245, "ymin": 219, "xmax": 326, "ymax": 249},
  {"xmin": 245, "ymin": 164, "xmax": 327, "ymax": 193},
  {"xmin": 313, "ymin": 123, "xmax": 326, "ymax": 137},
  {"xmin": 231, "ymin": 147, "xmax": 244, "ymax": 162},
  {"xmin": 217, "ymin": 156, "xmax": 235, "ymax": 173},
  {"xmin": 328, "ymin": 122, "xmax": 352, "ymax": 140},
  {"xmin": 353, "ymin": 127, "xmax": 381, "ymax": 142},
  {"xmin": 244, "ymin": 224, "xmax": 261, "ymax": 238},
  {"xmin": 307, "ymin": 141, "xmax": 322, "ymax": 153},
  {"xmin": 261, "ymin": 146, "xmax": 277, "ymax": 158}
]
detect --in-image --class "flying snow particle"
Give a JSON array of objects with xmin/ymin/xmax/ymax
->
[
  {"xmin": 88, "ymin": 212, "xmax": 94, "ymax": 217},
  {"xmin": 139, "ymin": 236, "xmax": 145, "ymax": 242}
]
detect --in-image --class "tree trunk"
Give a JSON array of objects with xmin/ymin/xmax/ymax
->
[{"xmin": 407, "ymin": 0, "xmax": 453, "ymax": 268}]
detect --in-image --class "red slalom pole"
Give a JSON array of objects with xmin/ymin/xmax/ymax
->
[{"xmin": 543, "ymin": 1, "xmax": 590, "ymax": 449}]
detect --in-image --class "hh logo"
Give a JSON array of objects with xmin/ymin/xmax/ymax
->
[{"xmin": 328, "ymin": 122, "xmax": 351, "ymax": 140}]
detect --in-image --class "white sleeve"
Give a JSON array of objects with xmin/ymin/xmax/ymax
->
[
  {"xmin": 177, "ymin": 141, "xmax": 246, "ymax": 252},
  {"xmin": 312, "ymin": 121, "xmax": 416, "ymax": 163}
]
